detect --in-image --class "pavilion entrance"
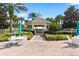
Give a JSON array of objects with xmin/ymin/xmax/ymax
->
[{"xmin": 34, "ymin": 25, "xmax": 44, "ymax": 35}]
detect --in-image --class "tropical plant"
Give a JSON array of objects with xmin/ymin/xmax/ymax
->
[
  {"xmin": 8, "ymin": 3, "xmax": 27, "ymax": 32},
  {"xmin": 48, "ymin": 22, "xmax": 59, "ymax": 31},
  {"xmin": 13, "ymin": 15, "xmax": 18, "ymax": 22},
  {"xmin": 28, "ymin": 12, "xmax": 42, "ymax": 20},
  {"xmin": 0, "ymin": 3, "xmax": 28, "ymax": 32},
  {"xmin": 55, "ymin": 15, "xmax": 64, "ymax": 22},
  {"xmin": 0, "ymin": 3, "xmax": 9, "ymax": 29},
  {"xmin": 55, "ymin": 15, "xmax": 64, "ymax": 29},
  {"xmin": 62, "ymin": 5, "xmax": 79, "ymax": 29},
  {"xmin": 46, "ymin": 17, "xmax": 54, "ymax": 22},
  {"xmin": 19, "ymin": 17, "xmax": 24, "ymax": 21}
]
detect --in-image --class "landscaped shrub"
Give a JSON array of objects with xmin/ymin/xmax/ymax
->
[
  {"xmin": 44, "ymin": 34, "xmax": 72, "ymax": 41},
  {"xmin": 0, "ymin": 33, "xmax": 14, "ymax": 42},
  {"xmin": 26, "ymin": 35, "xmax": 31, "ymax": 40},
  {"xmin": 26, "ymin": 32, "xmax": 33, "ymax": 40},
  {"xmin": 0, "ymin": 31, "xmax": 33, "ymax": 42},
  {"xmin": 0, "ymin": 36, "xmax": 8, "ymax": 42},
  {"xmin": 46, "ymin": 35, "xmax": 57, "ymax": 40},
  {"xmin": 56, "ymin": 35, "xmax": 68, "ymax": 40},
  {"xmin": 44, "ymin": 31, "xmax": 75, "ymax": 35}
]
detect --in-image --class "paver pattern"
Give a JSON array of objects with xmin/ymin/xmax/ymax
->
[
  {"xmin": 0, "ymin": 40, "xmax": 79, "ymax": 56},
  {"xmin": 31, "ymin": 35, "xmax": 44, "ymax": 41}
]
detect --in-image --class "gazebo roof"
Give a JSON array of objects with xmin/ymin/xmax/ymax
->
[{"xmin": 26, "ymin": 18, "xmax": 51, "ymax": 25}]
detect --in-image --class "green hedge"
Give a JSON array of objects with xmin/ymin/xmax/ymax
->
[
  {"xmin": 44, "ymin": 31, "xmax": 75, "ymax": 35},
  {"xmin": 0, "ymin": 32, "xmax": 33, "ymax": 42},
  {"xmin": 0, "ymin": 33, "xmax": 13, "ymax": 42},
  {"xmin": 44, "ymin": 34, "xmax": 72, "ymax": 41}
]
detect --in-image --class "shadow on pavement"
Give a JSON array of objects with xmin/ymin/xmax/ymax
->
[
  {"xmin": 40, "ymin": 34, "xmax": 46, "ymax": 41},
  {"xmin": 62, "ymin": 45, "xmax": 79, "ymax": 49},
  {"xmin": 0, "ymin": 43, "xmax": 13, "ymax": 50}
]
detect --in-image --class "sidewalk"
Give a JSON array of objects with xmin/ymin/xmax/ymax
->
[
  {"xmin": 0, "ymin": 40, "xmax": 79, "ymax": 56},
  {"xmin": 31, "ymin": 35, "xmax": 44, "ymax": 41}
]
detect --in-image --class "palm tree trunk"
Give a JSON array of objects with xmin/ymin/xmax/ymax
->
[
  {"xmin": 10, "ymin": 19, "xmax": 13, "ymax": 33},
  {"xmin": 8, "ymin": 3, "xmax": 14, "ymax": 33}
]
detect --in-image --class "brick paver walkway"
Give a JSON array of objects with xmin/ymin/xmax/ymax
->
[
  {"xmin": 31, "ymin": 35, "xmax": 44, "ymax": 41},
  {"xmin": 0, "ymin": 39, "xmax": 79, "ymax": 56}
]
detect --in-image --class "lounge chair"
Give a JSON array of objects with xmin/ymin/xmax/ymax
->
[
  {"xmin": 16, "ymin": 36, "xmax": 26, "ymax": 46},
  {"xmin": 5, "ymin": 36, "xmax": 17, "ymax": 48},
  {"xmin": 8, "ymin": 36, "xmax": 17, "ymax": 46},
  {"xmin": 66, "ymin": 35, "xmax": 73, "ymax": 46},
  {"xmin": 66, "ymin": 35, "xmax": 79, "ymax": 46},
  {"xmin": 6, "ymin": 35, "xmax": 26, "ymax": 47}
]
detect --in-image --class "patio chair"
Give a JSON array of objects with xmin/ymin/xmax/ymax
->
[
  {"xmin": 6, "ymin": 35, "xmax": 26, "ymax": 47},
  {"xmin": 7, "ymin": 36, "xmax": 17, "ymax": 47},
  {"xmin": 0, "ymin": 36, "xmax": 17, "ymax": 48}
]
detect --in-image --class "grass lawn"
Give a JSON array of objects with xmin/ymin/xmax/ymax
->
[{"xmin": 0, "ymin": 31, "xmax": 33, "ymax": 42}]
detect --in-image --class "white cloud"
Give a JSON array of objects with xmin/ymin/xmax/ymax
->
[
  {"xmin": 68, "ymin": 3, "xmax": 79, "ymax": 5},
  {"xmin": 17, "ymin": 13, "xmax": 27, "ymax": 18}
]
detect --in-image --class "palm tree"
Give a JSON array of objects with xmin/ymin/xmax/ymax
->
[
  {"xmin": 19, "ymin": 17, "xmax": 24, "ymax": 21},
  {"xmin": 8, "ymin": 3, "xmax": 28, "ymax": 32},
  {"xmin": 55, "ymin": 15, "xmax": 64, "ymax": 29},
  {"xmin": 28, "ymin": 12, "xmax": 42, "ymax": 20},
  {"xmin": 0, "ymin": 3, "xmax": 28, "ymax": 32},
  {"xmin": 0, "ymin": 3, "xmax": 9, "ymax": 29},
  {"xmin": 55, "ymin": 15, "xmax": 64, "ymax": 22},
  {"xmin": 13, "ymin": 15, "xmax": 18, "ymax": 22},
  {"xmin": 13, "ymin": 15, "xmax": 19, "ymax": 26},
  {"xmin": 46, "ymin": 17, "xmax": 54, "ymax": 22}
]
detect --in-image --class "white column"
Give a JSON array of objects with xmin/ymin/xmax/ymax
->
[
  {"xmin": 32, "ymin": 25, "xmax": 33, "ymax": 30},
  {"xmin": 42, "ymin": 26, "xmax": 44, "ymax": 34},
  {"xmin": 44, "ymin": 25, "xmax": 47, "ymax": 31},
  {"xmin": 35, "ymin": 26, "xmax": 37, "ymax": 35}
]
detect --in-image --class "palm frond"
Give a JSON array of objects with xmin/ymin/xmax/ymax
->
[
  {"xmin": 15, "ymin": 3, "xmax": 28, "ymax": 12},
  {"xmin": 15, "ymin": 8, "xmax": 20, "ymax": 13},
  {"xmin": 15, "ymin": 3, "xmax": 24, "ymax": 5},
  {"xmin": 16, "ymin": 6, "xmax": 28, "ymax": 12}
]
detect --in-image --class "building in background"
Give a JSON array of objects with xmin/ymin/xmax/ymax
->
[{"xmin": 25, "ymin": 17, "xmax": 51, "ymax": 35}]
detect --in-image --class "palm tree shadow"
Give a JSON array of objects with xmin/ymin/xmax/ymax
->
[{"xmin": 0, "ymin": 43, "xmax": 13, "ymax": 50}]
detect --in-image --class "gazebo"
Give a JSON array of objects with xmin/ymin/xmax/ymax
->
[{"xmin": 26, "ymin": 18, "xmax": 51, "ymax": 35}]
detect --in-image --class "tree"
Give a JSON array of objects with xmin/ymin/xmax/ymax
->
[
  {"xmin": 0, "ymin": 3, "xmax": 28, "ymax": 32},
  {"xmin": 46, "ymin": 17, "xmax": 54, "ymax": 22},
  {"xmin": 19, "ymin": 17, "xmax": 24, "ymax": 21},
  {"xmin": 49, "ymin": 22, "xmax": 59, "ymax": 31},
  {"xmin": 55, "ymin": 15, "xmax": 64, "ymax": 29},
  {"xmin": 62, "ymin": 5, "xmax": 79, "ymax": 29},
  {"xmin": 28, "ymin": 12, "xmax": 42, "ymax": 20},
  {"xmin": 0, "ymin": 3, "xmax": 9, "ymax": 29},
  {"xmin": 8, "ymin": 3, "xmax": 27, "ymax": 32},
  {"xmin": 13, "ymin": 15, "xmax": 18, "ymax": 22},
  {"xmin": 55, "ymin": 15, "xmax": 64, "ymax": 22}
]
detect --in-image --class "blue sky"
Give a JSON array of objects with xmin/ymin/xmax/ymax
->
[{"xmin": 14, "ymin": 3, "xmax": 79, "ymax": 20}]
